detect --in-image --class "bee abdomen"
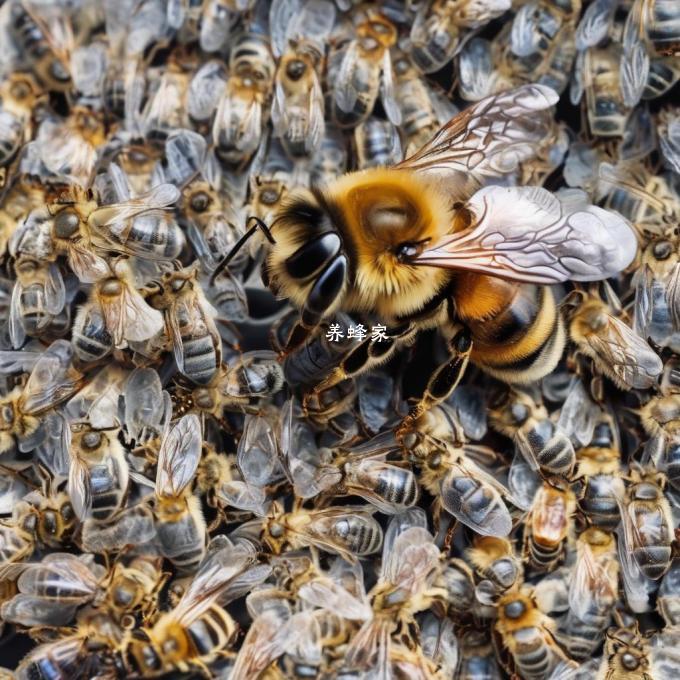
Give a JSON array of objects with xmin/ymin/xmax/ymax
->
[
  {"xmin": 332, "ymin": 516, "xmax": 381, "ymax": 555},
  {"xmin": 180, "ymin": 336, "xmax": 219, "ymax": 385},
  {"xmin": 186, "ymin": 606, "xmax": 235, "ymax": 657},
  {"xmin": 635, "ymin": 546, "xmax": 672, "ymax": 579},
  {"xmin": 513, "ymin": 633, "xmax": 553, "ymax": 679},
  {"xmin": 375, "ymin": 467, "xmax": 419, "ymax": 508},
  {"xmin": 465, "ymin": 285, "xmax": 566, "ymax": 385},
  {"xmin": 528, "ymin": 539, "xmax": 562, "ymax": 572}
]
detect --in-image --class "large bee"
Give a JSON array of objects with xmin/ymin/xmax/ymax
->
[{"xmin": 218, "ymin": 85, "xmax": 635, "ymax": 427}]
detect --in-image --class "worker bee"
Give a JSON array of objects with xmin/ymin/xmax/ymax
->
[
  {"xmin": 7, "ymin": 255, "xmax": 65, "ymax": 348},
  {"xmin": 120, "ymin": 538, "xmax": 264, "ymax": 677},
  {"xmin": 0, "ymin": 340, "xmax": 84, "ymax": 454},
  {"xmin": 353, "ymin": 117, "xmax": 402, "ymax": 169},
  {"xmin": 330, "ymin": 7, "xmax": 400, "ymax": 128},
  {"xmin": 414, "ymin": 434, "xmax": 519, "ymax": 538},
  {"xmin": 242, "ymin": 501, "xmax": 383, "ymax": 563},
  {"xmin": 0, "ymin": 73, "xmax": 42, "ymax": 171},
  {"xmin": 466, "ymin": 536, "xmax": 523, "ymax": 604},
  {"xmin": 566, "ymin": 288, "xmax": 663, "ymax": 391},
  {"xmin": 65, "ymin": 422, "xmax": 129, "ymax": 522},
  {"xmin": 618, "ymin": 465, "xmax": 673, "ymax": 582},
  {"xmin": 0, "ymin": 468, "xmax": 78, "ymax": 578},
  {"xmin": 7, "ymin": 0, "xmax": 73, "ymax": 92},
  {"xmin": 213, "ymin": 31, "xmax": 276, "ymax": 167},
  {"xmin": 173, "ymin": 351, "xmax": 284, "ymax": 422},
  {"xmin": 143, "ymin": 265, "xmax": 221, "ymax": 386},
  {"xmin": 1, "ymin": 550, "xmax": 164, "ymax": 629},
  {"xmin": 523, "ymin": 480, "xmax": 576, "ymax": 573},
  {"xmin": 279, "ymin": 400, "xmax": 418, "ymax": 513},
  {"xmin": 48, "ymin": 174, "xmax": 184, "ymax": 263},
  {"xmin": 658, "ymin": 558, "xmax": 680, "ymax": 626},
  {"xmin": 76, "ymin": 259, "xmax": 164, "ymax": 350},
  {"xmin": 658, "ymin": 105, "xmax": 680, "ymax": 172},
  {"xmin": 495, "ymin": 587, "xmax": 573, "ymax": 680},
  {"xmin": 598, "ymin": 620, "xmax": 654, "ymax": 680},
  {"xmin": 489, "ymin": 388, "xmax": 576, "ymax": 478},
  {"xmin": 556, "ymin": 527, "xmax": 619, "ymax": 661},
  {"xmin": 410, "ymin": 0, "xmax": 511, "ymax": 74},
  {"xmin": 345, "ymin": 526, "xmax": 445, "ymax": 677},
  {"xmin": 272, "ymin": 39, "xmax": 326, "ymax": 158},
  {"xmin": 153, "ymin": 414, "xmax": 206, "ymax": 574},
  {"xmin": 574, "ymin": 414, "xmax": 625, "ymax": 530},
  {"xmin": 626, "ymin": 0, "xmax": 680, "ymax": 59},
  {"xmin": 80, "ymin": 503, "xmax": 157, "ymax": 555},
  {"xmin": 239, "ymin": 85, "xmax": 635, "ymax": 428}
]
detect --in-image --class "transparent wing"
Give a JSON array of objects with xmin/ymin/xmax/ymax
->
[
  {"xmin": 9, "ymin": 281, "xmax": 26, "ymax": 349},
  {"xmin": 80, "ymin": 504, "xmax": 156, "ymax": 553},
  {"xmin": 67, "ymin": 451, "xmax": 92, "ymax": 522},
  {"xmin": 334, "ymin": 41, "xmax": 361, "ymax": 113},
  {"xmin": 666, "ymin": 263, "xmax": 680, "ymax": 332},
  {"xmin": 380, "ymin": 50, "xmax": 401, "ymax": 126},
  {"xmin": 87, "ymin": 184, "xmax": 180, "ymax": 229},
  {"xmin": 67, "ymin": 243, "xmax": 111, "ymax": 284},
  {"xmin": 440, "ymin": 457, "xmax": 513, "ymax": 536},
  {"xmin": 580, "ymin": 314, "xmax": 663, "ymax": 389},
  {"xmin": 380, "ymin": 526, "xmax": 439, "ymax": 593},
  {"xmin": 44, "ymin": 263, "xmax": 66, "ymax": 315},
  {"xmin": 568, "ymin": 541, "xmax": 608, "ymax": 621},
  {"xmin": 298, "ymin": 577, "xmax": 372, "ymax": 621},
  {"xmin": 21, "ymin": 340, "xmax": 84, "ymax": 414},
  {"xmin": 511, "ymin": 2, "xmax": 540, "ymax": 57},
  {"xmin": 617, "ymin": 511, "xmax": 655, "ymax": 613},
  {"xmin": 575, "ymin": 0, "xmax": 616, "ymax": 50},
  {"xmin": 156, "ymin": 414, "xmax": 202, "ymax": 498},
  {"xmin": 414, "ymin": 185, "xmax": 637, "ymax": 283},
  {"xmin": 16, "ymin": 553, "xmax": 99, "ymax": 598},
  {"xmin": 1, "ymin": 594, "xmax": 82, "ymax": 627},
  {"xmin": 396, "ymin": 84, "xmax": 558, "ymax": 188}
]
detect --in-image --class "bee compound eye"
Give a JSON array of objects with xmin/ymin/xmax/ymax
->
[
  {"xmin": 82, "ymin": 431, "xmax": 102, "ymax": 449},
  {"xmin": 510, "ymin": 403, "xmax": 530, "ymax": 425},
  {"xmin": 503, "ymin": 600, "xmax": 526, "ymax": 619},
  {"xmin": 653, "ymin": 240, "xmax": 673, "ymax": 260},
  {"xmin": 269, "ymin": 522, "xmax": 285, "ymax": 538},
  {"xmin": 285, "ymin": 59, "xmax": 307, "ymax": 81},
  {"xmin": 190, "ymin": 192, "xmax": 210, "ymax": 212},
  {"xmin": 621, "ymin": 653, "xmax": 639, "ymax": 670}
]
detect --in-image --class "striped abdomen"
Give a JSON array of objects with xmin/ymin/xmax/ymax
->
[{"xmin": 456, "ymin": 278, "xmax": 566, "ymax": 386}]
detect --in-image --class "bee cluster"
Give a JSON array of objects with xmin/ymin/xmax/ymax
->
[{"xmin": 0, "ymin": 0, "xmax": 676, "ymax": 678}]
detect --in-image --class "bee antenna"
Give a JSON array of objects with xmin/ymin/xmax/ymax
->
[{"xmin": 209, "ymin": 216, "xmax": 276, "ymax": 285}]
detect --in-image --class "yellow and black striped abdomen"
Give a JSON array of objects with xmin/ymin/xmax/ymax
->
[{"xmin": 455, "ymin": 275, "xmax": 565, "ymax": 385}]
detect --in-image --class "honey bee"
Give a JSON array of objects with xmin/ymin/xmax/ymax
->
[
  {"xmin": 466, "ymin": 536, "xmax": 523, "ymax": 605},
  {"xmin": 196, "ymin": 444, "xmax": 269, "ymax": 524},
  {"xmin": 0, "ymin": 340, "xmax": 84, "ymax": 454},
  {"xmin": 495, "ymin": 587, "xmax": 574, "ymax": 680},
  {"xmin": 0, "ymin": 469, "xmax": 77, "ymax": 579},
  {"xmin": 7, "ymin": 255, "xmax": 65, "ymax": 348},
  {"xmin": 574, "ymin": 415, "xmax": 625, "ymax": 530},
  {"xmin": 279, "ymin": 401, "xmax": 419, "ymax": 513},
  {"xmin": 658, "ymin": 106, "xmax": 680, "ymax": 172},
  {"xmin": 598, "ymin": 620, "xmax": 654, "ymax": 680},
  {"xmin": 353, "ymin": 116, "xmax": 402, "ymax": 169},
  {"xmin": 1, "ymin": 551, "xmax": 163, "ymax": 629},
  {"xmin": 523, "ymin": 480, "xmax": 576, "ymax": 573},
  {"xmin": 556, "ymin": 528, "xmax": 619, "ymax": 661},
  {"xmin": 142, "ymin": 55, "xmax": 193, "ymax": 143},
  {"xmin": 489, "ymin": 388, "xmax": 576, "ymax": 479},
  {"xmin": 213, "ymin": 31, "xmax": 276, "ymax": 167},
  {"xmin": 143, "ymin": 265, "xmax": 222, "ymax": 386},
  {"xmin": 414, "ymin": 434, "xmax": 519, "ymax": 538},
  {"xmin": 173, "ymin": 351, "xmax": 284, "ymax": 422},
  {"xmin": 626, "ymin": 0, "xmax": 680, "ymax": 59},
  {"xmin": 181, "ymin": 180, "xmax": 243, "ymax": 273},
  {"xmin": 245, "ymin": 501, "xmax": 383, "ymax": 562},
  {"xmin": 153, "ymin": 414, "xmax": 206, "ymax": 574},
  {"xmin": 48, "ymin": 175, "xmax": 184, "ymax": 263},
  {"xmin": 272, "ymin": 40, "xmax": 326, "ymax": 158},
  {"xmin": 0, "ymin": 73, "xmax": 42, "ymax": 173},
  {"xmin": 7, "ymin": 0, "xmax": 73, "ymax": 92},
  {"xmin": 80, "ymin": 503, "xmax": 157, "ymax": 556},
  {"xmin": 618, "ymin": 465, "xmax": 673, "ymax": 583},
  {"xmin": 65, "ymin": 422, "xmax": 129, "ymax": 523},
  {"xmin": 239, "ymin": 85, "xmax": 635, "ymax": 428},
  {"xmin": 327, "ymin": 8, "xmax": 400, "ymax": 129},
  {"xmin": 120, "ymin": 538, "xmax": 262, "ymax": 677},
  {"xmin": 566, "ymin": 288, "xmax": 663, "ymax": 391},
  {"xmin": 345, "ymin": 526, "xmax": 445, "ymax": 677},
  {"xmin": 410, "ymin": 0, "xmax": 510, "ymax": 74}
]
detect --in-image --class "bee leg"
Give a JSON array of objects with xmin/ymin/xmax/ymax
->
[
  {"xmin": 397, "ymin": 330, "xmax": 472, "ymax": 438},
  {"xmin": 306, "ymin": 321, "xmax": 418, "ymax": 402},
  {"xmin": 282, "ymin": 255, "xmax": 348, "ymax": 356}
]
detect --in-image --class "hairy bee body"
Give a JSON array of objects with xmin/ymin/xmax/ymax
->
[
  {"xmin": 72, "ymin": 303, "xmax": 114, "ymax": 363},
  {"xmin": 266, "ymin": 168, "xmax": 565, "ymax": 385},
  {"xmin": 125, "ymin": 605, "xmax": 236, "ymax": 676},
  {"xmin": 155, "ymin": 494, "xmax": 206, "ymax": 574},
  {"xmin": 496, "ymin": 589, "xmax": 570, "ymax": 680}
]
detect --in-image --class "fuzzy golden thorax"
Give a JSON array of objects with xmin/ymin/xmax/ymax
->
[
  {"xmin": 267, "ymin": 170, "xmax": 452, "ymax": 320},
  {"xmin": 467, "ymin": 536, "xmax": 515, "ymax": 572}
]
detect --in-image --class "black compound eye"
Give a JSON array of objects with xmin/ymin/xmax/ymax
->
[{"xmin": 191, "ymin": 191, "xmax": 211, "ymax": 212}]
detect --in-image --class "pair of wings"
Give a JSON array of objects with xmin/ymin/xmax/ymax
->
[{"xmin": 390, "ymin": 84, "xmax": 637, "ymax": 285}]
